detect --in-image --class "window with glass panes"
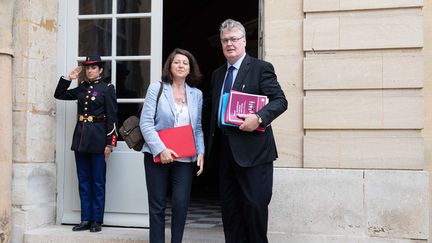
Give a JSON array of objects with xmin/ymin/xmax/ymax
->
[{"xmin": 78, "ymin": 0, "xmax": 158, "ymax": 140}]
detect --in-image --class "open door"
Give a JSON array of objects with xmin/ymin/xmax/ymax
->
[{"xmin": 162, "ymin": 0, "xmax": 261, "ymax": 203}]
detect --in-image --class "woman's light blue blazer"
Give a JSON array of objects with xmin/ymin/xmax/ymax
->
[{"xmin": 139, "ymin": 81, "xmax": 204, "ymax": 161}]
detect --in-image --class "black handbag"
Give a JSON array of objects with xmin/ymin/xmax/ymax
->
[{"xmin": 119, "ymin": 82, "xmax": 163, "ymax": 151}]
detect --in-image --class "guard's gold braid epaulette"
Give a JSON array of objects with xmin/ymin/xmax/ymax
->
[{"xmin": 107, "ymin": 123, "xmax": 118, "ymax": 136}]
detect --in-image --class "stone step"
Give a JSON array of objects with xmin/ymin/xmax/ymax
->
[
  {"xmin": 24, "ymin": 225, "xmax": 225, "ymax": 243},
  {"xmin": 25, "ymin": 225, "xmax": 418, "ymax": 243}
]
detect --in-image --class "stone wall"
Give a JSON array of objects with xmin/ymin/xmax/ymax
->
[
  {"xmin": 264, "ymin": 0, "xmax": 304, "ymax": 167},
  {"xmin": 0, "ymin": 0, "xmax": 15, "ymax": 242},
  {"xmin": 423, "ymin": 0, "xmax": 432, "ymax": 240},
  {"xmin": 11, "ymin": 0, "xmax": 58, "ymax": 242},
  {"xmin": 266, "ymin": 0, "xmax": 429, "ymax": 241}
]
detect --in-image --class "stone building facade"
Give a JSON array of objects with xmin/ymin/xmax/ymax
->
[{"xmin": 0, "ymin": 0, "xmax": 431, "ymax": 242}]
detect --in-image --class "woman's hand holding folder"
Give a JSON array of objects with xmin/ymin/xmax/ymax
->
[{"xmin": 158, "ymin": 149, "xmax": 179, "ymax": 164}]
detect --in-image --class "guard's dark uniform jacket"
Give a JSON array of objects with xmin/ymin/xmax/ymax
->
[{"xmin": 54, "ymin": 77, "xmax": 118, "ymax": 153}]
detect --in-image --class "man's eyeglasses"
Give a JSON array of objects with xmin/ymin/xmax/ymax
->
[{"xmin": 220, "ymin": 36, "xmax": 244, "ymax": 45}]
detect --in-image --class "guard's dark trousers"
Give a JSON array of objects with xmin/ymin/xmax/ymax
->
[{"xmin": 75, "ymin": 151, "xmax": 106, "ymax": 223}]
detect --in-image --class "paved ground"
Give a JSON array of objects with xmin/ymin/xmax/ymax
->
[
  {"xmin": 25, "ymin": 225, "xmax": 225, "ymax": 243},
  {"xmin": 25, "ymin": 197, "xmax": 226, "ymax": 243},
  {"xmin": 166, "ymin": 198, "xmax": 223, "ymax": 229}
]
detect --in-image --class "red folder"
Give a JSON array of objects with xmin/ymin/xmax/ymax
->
[{"xmin": 154, "ymin": 125, "xmax": 196, "ymax": 163}]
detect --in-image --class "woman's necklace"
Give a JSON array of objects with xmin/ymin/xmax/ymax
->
[
  {"xmin": 172, "ymin": 82, "xmax": 186, "ymax": 105},
  {"xmin": 173, "ymin": 86, "xmax": 187, "ymax": 125},
  {"xmin": 175, "ymin": 101, "xmax": 185, "ymax": 125}
]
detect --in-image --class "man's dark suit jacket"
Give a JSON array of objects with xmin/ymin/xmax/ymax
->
[{"xmin": 206, "ymin": 54, "xmax": 288, "ymax": 167}]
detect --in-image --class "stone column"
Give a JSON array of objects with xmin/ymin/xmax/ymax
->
[
  {"xmin": 11, "ymin": 0, "xmax": 58, "ymax": 242},
  {"xmin": 0, "ymin": 1, "xmax": 15, "ymax": 242}
]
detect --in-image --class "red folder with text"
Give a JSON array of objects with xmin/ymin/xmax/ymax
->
[
  {"xmin": 154, "ymin": 125, "xmax": 196, "ymax": 163},
  {"xmin": 224, "ymin": 90, "xmax": 268, "ymax": 132}
]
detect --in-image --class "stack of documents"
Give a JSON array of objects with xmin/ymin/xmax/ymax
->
[{"xmin": 221, "ymin": 90, "xmax": 268, "ymax": 132}]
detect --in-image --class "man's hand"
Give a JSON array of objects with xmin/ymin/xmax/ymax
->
[{"xmin": 237, "ymin": 114, "xmax": 260, "ymax": 132}]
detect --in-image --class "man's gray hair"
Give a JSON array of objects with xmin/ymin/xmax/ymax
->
[{"xmin": 219, "ymin": 19, "xmax": 246, "ymax": 37}]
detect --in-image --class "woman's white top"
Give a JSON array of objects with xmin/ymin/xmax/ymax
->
[{"xmin": 174, "ymin": 102, "xmax": 193, "ymax": 162}]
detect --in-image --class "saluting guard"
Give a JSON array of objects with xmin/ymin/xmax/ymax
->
[{"xmin": 54, "ymin": 55, "xmax": 118, "ymax": 232}]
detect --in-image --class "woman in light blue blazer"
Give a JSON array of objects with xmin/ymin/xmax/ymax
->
[{"xmin": 139, "ymin": 48, "xmax": 204, "ymax": 243}]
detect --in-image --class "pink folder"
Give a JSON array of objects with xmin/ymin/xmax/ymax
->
[
  {"xmin": 224, "ymin": 90, "xmax": 268, "ymax": 132},
  {"xmin": 154, "ymin": 125, "xmax": 196, "ymax": 163}
]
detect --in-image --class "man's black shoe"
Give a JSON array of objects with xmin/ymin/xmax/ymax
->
[
  {"xmin": 90, "ymin": 222, "xmax": 102, "ymax": 232},
  {"xmin": 72, "ymin": 221, "xmax": 90, "ymax": 231}
]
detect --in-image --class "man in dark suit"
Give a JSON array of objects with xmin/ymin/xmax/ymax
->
[{"xmin": 205, "ymin": 19, "xmax": 288, "ymax": 243}]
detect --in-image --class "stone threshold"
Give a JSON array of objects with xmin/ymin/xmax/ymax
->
[
  {"xmin": 24, "ymin": 226, "xmax": 427, "ymax": 243},
  {"xmin": 24, "ymin": 225, "xmax": 225, "ymax": 243}
]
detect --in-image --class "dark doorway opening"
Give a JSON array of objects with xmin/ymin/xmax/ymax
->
[{"xmin": 163, "ymin": 1, "xmax": 260, "ymax": 202}]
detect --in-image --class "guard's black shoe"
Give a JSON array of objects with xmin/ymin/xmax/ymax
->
[
  {"xmin": 72, "ymin": 221, "xmax": 90, "ymax": 231},
  {"xmin": 90, "ymin": 222, "xmax": 102, "ymax": 232}
]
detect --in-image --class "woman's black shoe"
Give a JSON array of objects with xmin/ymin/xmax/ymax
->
[
  {"xmin": 72, "ymin": 221, "xmax": 90, "ymax": 231},
  {"xmin": 90, "ymin": 222, "xmax": 102, "ymax": 232}
]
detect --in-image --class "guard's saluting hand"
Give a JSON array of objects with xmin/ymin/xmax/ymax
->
[{"xmin": 68, "ymin": 66, "xmax": 82, "ymax": 80}]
